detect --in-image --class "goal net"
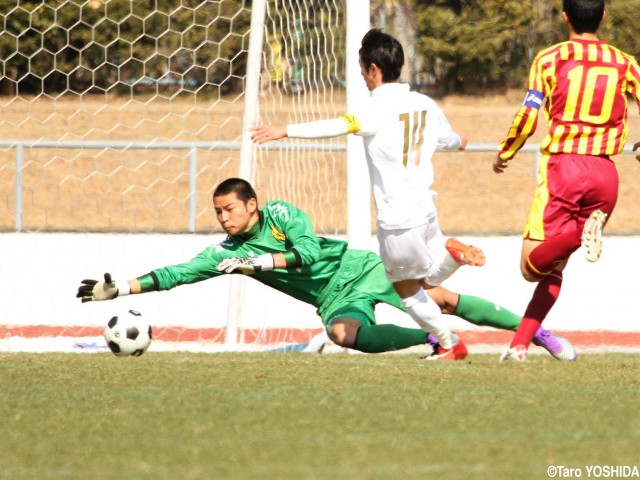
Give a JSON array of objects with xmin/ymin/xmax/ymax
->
[{"xmin": 0, "ymin": 0, "xmax": 353, "ymax": 352}]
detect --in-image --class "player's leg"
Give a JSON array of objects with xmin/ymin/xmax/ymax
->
[
  {"xmin": 504, "ymin": 155, "xmax": 618, "ymax": 360},
  {"xmin": 320, "ymin": 251, "xmax": 430, "ymax": 354},
  {"xmin": 579, "ymin": 155, "xmax": 618, "ymax": 262},
  {"xmin": 502, "ymin": 157, "xmax": 568, "ymax": 361},
  {"xmin": 505, "ymin": 242, "xmax": 567, "ymax": 359},
  {"xmin": 421, "ymin": 215, "xmax": 485, "ymax": 287},
  {"xmin": 426, "ymin": 285, "xmax": 519, "ymax": 328},
  {"xmin": 394, "ymin": 280, "xmax": 467, "ymax": 360},
  {"xmin": 517, "ymin": 155, "xmax": 573, "ymax": 281},
  {"xmin": 505, "ymin": 266, "xmax": 564, "ymax": 361},
  {"xmin": 325, "ymin": 310, "xmax": 428, "ymax": 354},
  {"xmin": 393, "ymin": 278, "xmax": 457, "ymax": 349},
  {"xmin": 444, "ymin": 238, "xmax": 486, "ymax": 267},
  {"xmin": 378, "ymin": 224, "xmax": 462, "ymax": 353},
  {"xmin": 454, "ymin": 287, "xmax": 576, "ymax": 361},
  {"xmin": 425, "ymin": 285, "xmax": 576, "ymax": 361},
  {"xmin": 522, "ymin": 154, "xmax": 617, "ymax": 279},
  {"xmin": 524, "ymin": 235, "xmax": 577, "ymax": 279},
  {"xmin": 326, "ymin": 316, "xmax": 361, "ymax": 347},
  {"xmin": 520, "ymin": 237, "xmax": 570, "ymax": 281}
]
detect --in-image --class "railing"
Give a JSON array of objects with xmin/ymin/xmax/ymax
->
[
  {"xmin": 2, "ymin": 138, "xmax": 352, "ymax": 232},
  {"xmin": 4, "ymin": 139, "xmax": 637, "ymax": 233}
]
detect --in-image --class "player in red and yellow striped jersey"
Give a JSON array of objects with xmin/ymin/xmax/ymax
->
[
  {"xmin": 498, "ymin": 35, "xmax": 640, "ymax": 161},
  {"xmin": 494, "ymin": 0, "xmax": 640, "ymax": 361}
]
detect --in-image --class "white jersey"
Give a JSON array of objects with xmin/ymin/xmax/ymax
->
[
  {"xmin": 354, "ymin": 83, "xmax": 460, "ymax": 230},
  {"xmin": 285, "ymin": 82, "xmax": 461, "ymax": 230}
]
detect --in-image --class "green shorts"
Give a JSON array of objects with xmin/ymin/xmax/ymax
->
[{"xmin": 316, "ymin": 249, "xmax": 405, "ymax": 328}]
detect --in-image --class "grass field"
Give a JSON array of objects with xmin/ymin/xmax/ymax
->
[{"xmin": 2, "ymin": 352, "xmax": 639, "ymax": 480}]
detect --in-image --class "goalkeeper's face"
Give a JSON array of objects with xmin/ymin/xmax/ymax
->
[{"xmin": 213, "ymin": 192, "xmax": 259, "ymax": 235}]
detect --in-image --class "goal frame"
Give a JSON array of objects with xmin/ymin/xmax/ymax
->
[{"xmin": 224, "ymin": 0, "xmax": 372, "ymax": 347}]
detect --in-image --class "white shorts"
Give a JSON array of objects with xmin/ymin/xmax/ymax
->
[{"xmin": 378, "ymin": 216, "xmax": 459, "ymax": 285}]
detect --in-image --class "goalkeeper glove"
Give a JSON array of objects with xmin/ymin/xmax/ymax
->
[
  {"xmin": 217, "ymin": 254, "xmax": 274, "ymax": 275},
  {"xmin": 76, "ymin": 272, "xmax": 131, "ymax": 303}
]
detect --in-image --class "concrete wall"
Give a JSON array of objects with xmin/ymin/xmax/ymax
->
[{"xmin": 1, "ymin": 233, "xmax": 638, "ymax": 333}]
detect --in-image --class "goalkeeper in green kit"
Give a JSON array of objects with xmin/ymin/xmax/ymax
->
[{"xmin": 77, "ymin": 177, "xmax": 575, "ymax": 359}]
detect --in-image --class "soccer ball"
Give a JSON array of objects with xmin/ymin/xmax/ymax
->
[{"xmin": 104, "ymin": 309, "xmax": 152, "ymax": 357}]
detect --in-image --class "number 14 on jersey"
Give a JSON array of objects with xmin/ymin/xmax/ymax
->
[{"xmin": 399, "ymin": 110, "xmax": 427, "ymax": 167}]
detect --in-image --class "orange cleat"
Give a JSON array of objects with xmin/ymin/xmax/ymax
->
[
  {"xmin": 427, "ymin": 338, "xmax": 468, "ymax": 361},
  {"xmin": 445, "ymin": 238, "xmax": 486, "ymax": 266}
]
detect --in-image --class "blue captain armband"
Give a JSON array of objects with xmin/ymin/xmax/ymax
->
[{"xmin": 522, "ymin": 90, "xmax": 544, "ymax": 109}]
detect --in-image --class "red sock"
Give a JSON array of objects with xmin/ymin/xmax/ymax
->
[
  {"xmin": 526, "ymin": 230, "xmax": 581, "ymax": 276},
  {"xmin": 511, "ymin": 272, "xmax": 563, "ymax": 348}
]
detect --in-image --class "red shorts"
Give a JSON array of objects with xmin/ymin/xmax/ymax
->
[{"xmin": 524, "ymin": 153, "xmax": 618, "ymax": 241}]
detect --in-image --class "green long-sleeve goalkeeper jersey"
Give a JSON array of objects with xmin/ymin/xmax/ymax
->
[{"xmin": 138, "ymin": 200, "xmax": 349, "ymax": 307}]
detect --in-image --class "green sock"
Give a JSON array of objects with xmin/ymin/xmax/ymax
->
[
  {"xmin": 454, "ymin": 294, "xmax": 522, "ymax": 331},
  {"xmin": 354, "ymin": 324, "xmax": 427, "ymax": 353}
]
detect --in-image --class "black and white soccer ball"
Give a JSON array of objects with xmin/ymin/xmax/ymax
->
[{"xmin": 104, "ymin": 309, "xmax": 152, "ymax": 357}]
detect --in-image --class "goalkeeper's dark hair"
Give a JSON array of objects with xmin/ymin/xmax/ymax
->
[
  {"xmin": 213, "ymin": 178, "xmax": 258, "ymax": 204},
  {"xmin": 563, "ymin": 0, "xmax": 604, "ymax": 34},
  {"xmin": 359, "ymin": 29, "xmax": 404, "ymax": 83}
]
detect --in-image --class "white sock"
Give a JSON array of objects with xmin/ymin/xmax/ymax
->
[{"xmin": 401, "ymin": 288, "xmax": 453, "ymax": 349}]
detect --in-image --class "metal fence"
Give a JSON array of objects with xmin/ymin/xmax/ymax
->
[{"xmin": 4, "ymin": 140, "xmax": 639, "ymax": 235}]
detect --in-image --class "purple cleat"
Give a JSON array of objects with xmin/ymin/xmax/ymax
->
[
  {"xmin": 532, "ymin": 327, "xmax": 577, "ymax": 361},
  {"xmin": 426, "ymin": 333, "xmax": 440, "ymax": 352}
]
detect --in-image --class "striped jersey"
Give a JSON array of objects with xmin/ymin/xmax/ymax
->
[{"xmin": 499, "ymin": 38, "xmax": 640, "ymax": 160}]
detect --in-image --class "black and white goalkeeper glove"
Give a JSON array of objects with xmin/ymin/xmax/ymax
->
[
  {"xmin": 76, "ymin": 273, "xmax": 131, "ymax": 303},
  {"xmin": 217, "ymin": 254, "xmax": 274, "ymax": 275}
]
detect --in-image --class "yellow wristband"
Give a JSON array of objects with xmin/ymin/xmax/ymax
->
[{"xmin": 341, "ymin": 114, "xmax": 361, "ymax": 135}]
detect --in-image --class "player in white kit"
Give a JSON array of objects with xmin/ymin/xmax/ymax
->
[{"xmin": 251, "ymin": 29, "xmax": 486, "ymax": 360}]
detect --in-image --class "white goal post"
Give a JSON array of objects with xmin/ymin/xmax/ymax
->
[
  {"xmin": 224, "ymin": 0, "xmax": 372, "ymax": 346},
  {"xmin": 345, "ymin": 0, "xmax": 372, "ymax": 250}
]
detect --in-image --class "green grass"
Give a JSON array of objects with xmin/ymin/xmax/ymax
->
[{"xmin": 1, "ymin": 353, "xmax": 639, "ymax": 480}]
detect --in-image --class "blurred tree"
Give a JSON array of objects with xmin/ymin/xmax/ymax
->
[
  {"xmin": 599, "ymin": 0, "xmax": 640, "ymax": 59},
  {"xmin": 1, "ymin": 0, "xmax": 638, "ymax": 97},
  {"xmin": 413, "ymin": 0, "xmax": 549, "ymax": 95},
  {"xmin": 411, "ymin": 0, "xmax": 639, "ymax": 95},
  {"xmin": 371, "ymin": 0, "xmax": 420, "ymax": 85}
]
